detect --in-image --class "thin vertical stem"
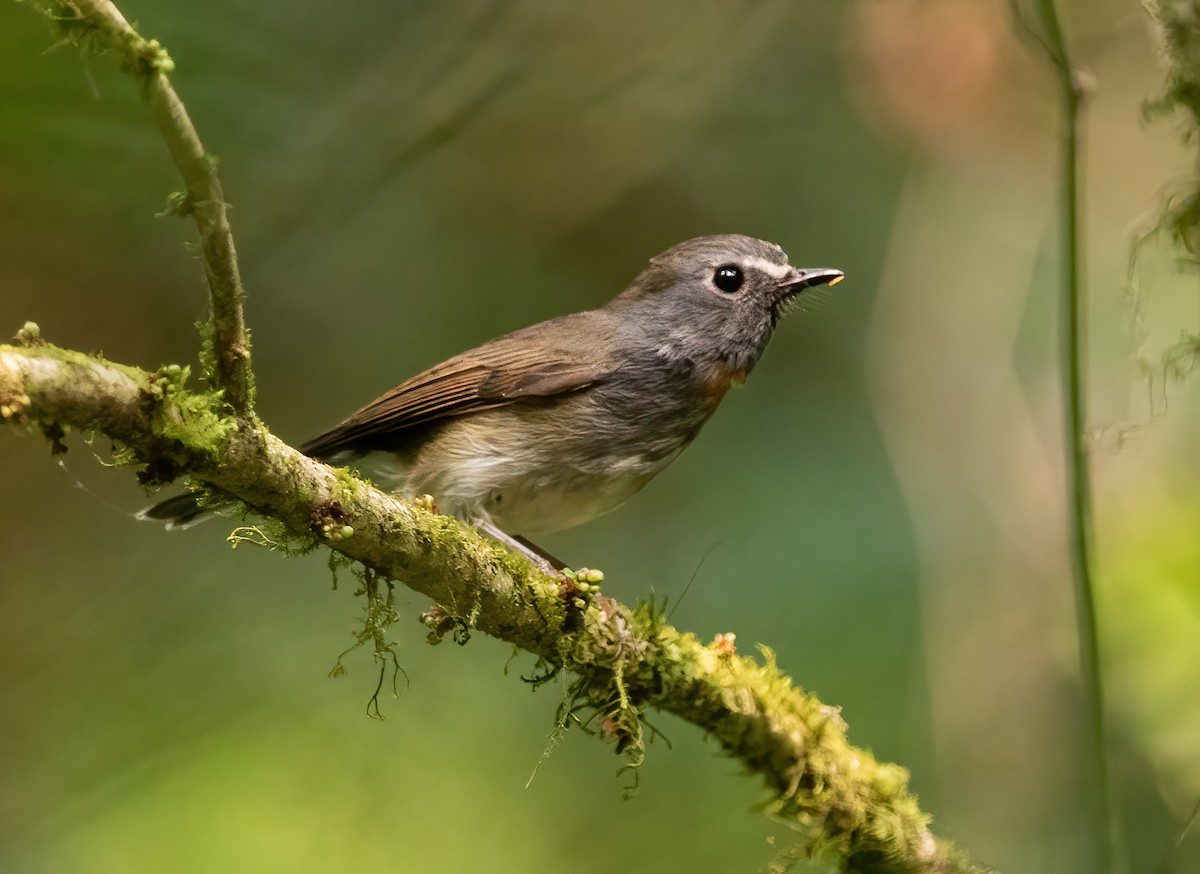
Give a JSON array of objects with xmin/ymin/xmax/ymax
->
[{"xmin": 1030, "ymin": 1, "xmax": 1118, "ymax": 870}]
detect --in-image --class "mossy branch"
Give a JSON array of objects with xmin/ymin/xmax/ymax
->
[
  {"xmin": 0, "ymin": 335, "xmax": 987, "ymax": 874},
  {"xmin": 47, "ymin": 0, "xmax": 253, "ymax": 413},
  {"xmin": 10, "ymin": 0, "xmax": 990, "ymax": 870}
]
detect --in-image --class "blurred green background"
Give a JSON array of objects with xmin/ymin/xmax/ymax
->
[{"xmin": 2, "ymin": 1, "xmax": 1198, "ymax": 872}]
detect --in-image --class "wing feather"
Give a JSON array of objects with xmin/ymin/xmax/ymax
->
[{"xmin": 299, "ymin": 312, "xmax": 617, "ymax": 458}]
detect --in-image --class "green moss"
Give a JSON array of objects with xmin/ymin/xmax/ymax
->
[
  {"xmin": 226, "ymin": 525, "xmax": 286, "ymax": 551},
  {"xmin": 194, "ymin": 316, "xmax": 217, "ymax": 386},
  {"xmin": 516, "ymin": 595, "xmax": 654, "ymax": 787},
  {"xmin": 224, "ymin": 515, "xmax": 317, "ymax": 557},
  {"xmin": 329, "ymin": 564, "xmax": 405, "ymax": 720},
  {"xmin": 141, "ymin": 362, "xmax": 238, "ymax": 458},
  {"xmin": 156, "ymin": 189, "xmax": 192, "ymax": 218},
  {"xmin": 0, "ymin": 390, "xmax": 33, "ymax": 423},
  {"xmin": 40, "ymin": 1, "xmax": 174, "ymax": 88},
  {"xmin": 13, "ymin": 321, "xmax": 44, "ymax": 347},
  {"xmin": 122, "ymin": 34, "xmax": 174, "ymax": 77},
  {"xmin": 41, "ymin": 2, "xmax": 110, "ymax": 57},
  {"xmin": 239, "ymin": 325, "xmax": 256, "ymax": 409},
  {"xmin": 2, "ymin": 340, "xmax": 234, "ymax": 470}
]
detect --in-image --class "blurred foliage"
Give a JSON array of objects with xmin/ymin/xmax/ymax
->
[
  {"xmin": 1134, "ymin": 1, "xmax": 1200, "ymax": 416},
  {"xmin": 1146, "ymin": 0, "xmax": 1200, "ymax": 132},
  {"xmin": 1, "ymin": 1, "xmax": 1198, "ymax": 873}
]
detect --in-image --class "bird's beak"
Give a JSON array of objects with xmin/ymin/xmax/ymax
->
[{"xmin": 777, "ymin": 267, "xmax": 844, "ymax": 294}]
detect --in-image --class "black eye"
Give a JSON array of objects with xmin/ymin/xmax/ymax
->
[{"xmin": 713, "ymin": 264, "xmax": 743, "ymax": 293}]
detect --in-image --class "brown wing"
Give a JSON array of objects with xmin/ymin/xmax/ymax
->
[{"xmin": 299, "ymin": 311, "xmax": 618, "ymax": 458}]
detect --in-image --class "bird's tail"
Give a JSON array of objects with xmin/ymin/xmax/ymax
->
[
  {"xmin": 136, "ymin": 492, "xmax": 210, "ymax": 529},
  {"xmin": 140, "ymin": 446, "xmax": 349, "ymax": 529}
]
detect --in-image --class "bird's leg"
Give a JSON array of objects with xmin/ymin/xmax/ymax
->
[
  {"xmin": 474, "ymin": 518, "xmax": 566, "ymax": 576},
  {"xmin": 513, "ymin": 535, "xmax": 568, "ymax": 572}
]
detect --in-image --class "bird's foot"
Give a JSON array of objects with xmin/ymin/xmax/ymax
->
[{"xmin": 475, "ymin": 519, "xmax": 566, "ymax": 577}]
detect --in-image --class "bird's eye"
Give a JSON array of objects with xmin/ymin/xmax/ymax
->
[{"xmin": 713, "ymin": 264, "xmax": 744, "ymax": 293}]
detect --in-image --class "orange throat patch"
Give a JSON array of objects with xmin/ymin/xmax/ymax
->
[{"xmin": 696, "ymin": 361, "xmax": 748, "ymax": 408}]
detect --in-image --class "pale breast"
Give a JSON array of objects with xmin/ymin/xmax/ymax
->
[
  {"xmin": 399, "ymin": 350, "xmax": 722, "ymax": 535},
  {"xmin": 401, "ymin": 409, "xmax": 692, "ymax": 534}
]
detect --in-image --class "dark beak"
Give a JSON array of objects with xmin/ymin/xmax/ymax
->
[{"xmin": 777, "ymin": 267, "xmax": 844, "ymax": 293}]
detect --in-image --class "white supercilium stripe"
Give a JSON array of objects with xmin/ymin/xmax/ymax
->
[{"xmin": 742, "ymin": 256, "xmax": 791, "ymax": 279}]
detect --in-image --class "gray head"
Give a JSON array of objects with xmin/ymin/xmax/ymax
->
[{"xmin": 607, "ymin": 234, "xmax": 843, "ymax": 376}]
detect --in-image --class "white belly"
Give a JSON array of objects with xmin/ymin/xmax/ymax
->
[{"xmin": 395, "ymin": 411, "xmax": 688, "ymax": 536}]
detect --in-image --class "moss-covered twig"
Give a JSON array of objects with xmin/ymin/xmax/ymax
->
[
  {"xmin": 0, "ymin": 336, "xmax": 988, "ymax": 873},
  {"xmin": 48, "ymin": 0, "xmax": 253, "ymax": 413}
]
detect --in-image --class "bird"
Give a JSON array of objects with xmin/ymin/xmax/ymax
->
[{"xmin": 142, "ymin": 234, "xmax": 843, "ymax": 571}]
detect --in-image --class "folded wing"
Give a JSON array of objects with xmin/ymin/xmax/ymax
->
[{"xmin": 299, "ymin": 312, "xmax": 618, "ymax": 458}]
